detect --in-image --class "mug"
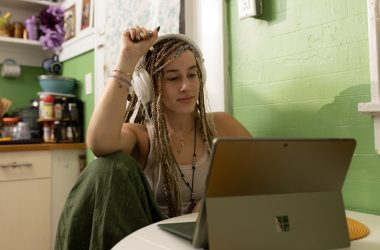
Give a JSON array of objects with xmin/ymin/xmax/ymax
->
[
  {"xmin": 42, "ymin": 54, "xmax": 63, "ymax": 75},
  {"xmin": 1, "ymin": 59, "xmax": 21, "ymax": 78}
]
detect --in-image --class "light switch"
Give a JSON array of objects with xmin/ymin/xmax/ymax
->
[
  {"xmin": 85, "ymin": 73, "xmax": 92, "ymax": 95},
  {"xmin": 237, "ymin": 0, "xmax": 263, "ymax": 20}
]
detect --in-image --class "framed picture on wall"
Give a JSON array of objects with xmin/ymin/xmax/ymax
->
[
  {"xmin": 81, "ymin": 0, "xmax": 93, "ymax": 31},
  {"xmin": 64, "ymin": 4, "xmax": 76, "ymax": 41}
]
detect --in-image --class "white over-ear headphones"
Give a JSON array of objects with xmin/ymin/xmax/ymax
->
[
  {"xmin": 153, "ymin": 34, "xmax": 207, "ymax": 83},
  {"xmin": 131, "ymin": 34, "xmax": 206, "ymax": 105}
]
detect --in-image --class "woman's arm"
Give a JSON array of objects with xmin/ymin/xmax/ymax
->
[
  {"xmin": 212, "ymin": 112, "xmax": 252, "ymax": 138},
  {"xmin": 86, "ymin": 27, "xmax": 159, "ymax": 157}
]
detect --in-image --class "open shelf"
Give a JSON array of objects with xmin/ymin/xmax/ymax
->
[
  {"xmin": 0, "ymin": 36, "xmax": 41, "ymax": 48},
  {"xmin": 0, "ymin": 36, "xmax": 51, "ymax": 67}
]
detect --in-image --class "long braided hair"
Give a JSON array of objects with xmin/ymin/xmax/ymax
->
[{"xmin": 125, "ymin": 35, "xmax": 216, "ymax": 217}]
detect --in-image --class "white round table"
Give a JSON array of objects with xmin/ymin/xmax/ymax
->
[
  {"xmin": 112, "ymin": 213, "xmax": 201, "ymax": 250},
  {"xmin": 112, "ymin": 211, "xmax": 380, "ymax": 250}
]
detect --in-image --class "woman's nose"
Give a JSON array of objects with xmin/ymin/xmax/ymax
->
[{"xmin": 179, "ymin": 78, "xmax": 190, "ymax": 92}]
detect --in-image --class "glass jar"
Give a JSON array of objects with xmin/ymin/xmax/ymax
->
[
  {"xmin": 2, "ymin": 117, "xmax": 19, "ymax": 139},
  {"xmin": 15, "ymin": 122, "xmax": 31, "ymax": 140},
  {"xmin": 13, "ymin": 22, "xmax": 24, "ymax": 38}
]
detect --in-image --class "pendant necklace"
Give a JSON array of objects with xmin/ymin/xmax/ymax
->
[
  {"xmin": 173, "ymin": 118, "xmax": 197, "ymax": 214},
  {"xmin": 169, "ymin": 133, "xmax": 185, "ymax": 153},
  {"xmin": 169, "ymin": 124, "xmax": 194, "ymax": 154}
]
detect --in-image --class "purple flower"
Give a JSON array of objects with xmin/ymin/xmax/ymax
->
[
  {"xmin": 46, "ymin": 6, "xmax": 64, "ymax": 22},
  {"xmin": 39, "ymin": 29, "xmax": 65, "ymax": 50},
  {"xmin": 37, "ymin": 6, "xmax": 65, "ymax": 50}
]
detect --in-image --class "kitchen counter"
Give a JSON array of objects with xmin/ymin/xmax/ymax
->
[{"xmin": 0, "ymin": 142, "xmax": 86, "ymax": 152}]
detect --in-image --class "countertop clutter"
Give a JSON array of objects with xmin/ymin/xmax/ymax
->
[{"xmin": 0, "ymin": 93, "xmax": 84, "ymax": 145}]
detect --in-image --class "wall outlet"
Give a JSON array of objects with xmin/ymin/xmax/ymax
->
[{"xmin": 237, "ymin": 0, "xmax": 263, "ymax": 19}]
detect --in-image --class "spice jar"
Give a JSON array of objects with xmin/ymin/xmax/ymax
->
[{"xmin": 41, "ymin": 95, "xmax": 55, "ymax": 119}]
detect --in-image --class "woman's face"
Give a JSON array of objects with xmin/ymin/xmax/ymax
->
[{"xmin": 161, "ymin": 50, "xmax": 200, "ymax": 114}]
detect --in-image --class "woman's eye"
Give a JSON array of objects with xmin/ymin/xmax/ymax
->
[
  {"xmin": 166, "ymin": 77, "xmax": 178, "ymax": 81},
  {"xmin": 188, "ymin": 73, "xmax": 197, "ymax": 79}
]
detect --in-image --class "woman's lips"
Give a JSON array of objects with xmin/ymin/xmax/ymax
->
[{"xmin": 177, "ymin": 96, "xmax": 194, "ymax": 102}]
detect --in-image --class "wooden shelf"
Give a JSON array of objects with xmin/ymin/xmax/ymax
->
[
  {"xmin": 0, "ymin": 36, "xmax": 41, "ymax": 49},
  {"xmin": 37, "ymin": 118, "xmax": 56, "ymax": 123},
  {"xmin": 0, "ymin": 36, "xmax": 51, "ymax": 67},
  {"xmin": 37, "ymin": 118, "xmax": 72, "ymax": 123}
]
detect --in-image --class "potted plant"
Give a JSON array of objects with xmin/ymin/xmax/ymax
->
[{"xmin": 0, "ymin": 11, "xmax": 11, "ymax": 37}]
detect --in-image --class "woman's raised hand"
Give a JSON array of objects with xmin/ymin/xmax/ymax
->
[{"xmin": 119, "ymin": 26, "xmax": 160, "ymax": 64}]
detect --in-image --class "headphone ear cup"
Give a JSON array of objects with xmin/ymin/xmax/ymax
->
[
  {"xmin": 132, "ymin": 68, "xmax": 152, "ymax": 105},
  {"xmin": 200, "ymin": 59, "xmax": 206, "ymax": 84}
]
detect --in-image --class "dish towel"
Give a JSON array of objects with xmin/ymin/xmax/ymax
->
[{"xmin": 55, "ymin": 151, "xmax": 165, "ymax": 250}]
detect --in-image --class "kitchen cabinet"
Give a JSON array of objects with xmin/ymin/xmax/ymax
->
[
  {"xmin": 0, "ymin": 144, "xmax": 85, "ymax": 250},
  {"xmin": 0, "ymin": 0, "xmax": 57, "ymax": 66}
]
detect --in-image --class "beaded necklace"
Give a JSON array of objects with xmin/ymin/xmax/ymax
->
[{"xmin": 173, "ymin": 118, "xmax": 197, "ymax": 214}]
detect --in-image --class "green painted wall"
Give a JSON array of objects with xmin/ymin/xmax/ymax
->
[
  {"xmin": 0, "ymin": 65, "xmax": 44, "ymax": 112},
  {"xmin": 62, "ymin": 50, "xmax": 95, "ymax": 163},
  {"xmin": 228, "ymin": 0, "xmax": 380, "ymax": 214}
]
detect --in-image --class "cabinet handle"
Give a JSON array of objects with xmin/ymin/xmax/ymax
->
[{"xmin": 0, "ymin": 162, "xmax": 33, "ymax": 168}]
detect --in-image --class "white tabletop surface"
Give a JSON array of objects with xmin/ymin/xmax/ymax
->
[{"xmin": 112, "ymin": 210, "xmax": 380, "ymax": 250}]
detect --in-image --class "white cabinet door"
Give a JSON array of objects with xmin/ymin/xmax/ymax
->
[
  {"xmin": 0, "ymin": 178, "xmax": 51, "ymax": 250},
  {"xmin": 50, "ymin": 150, "xmax": 82, "ymax": 248},
  {"xmin": 0, "ymin": 148, "xmax": 83, "ymax": 250},
  {"xmin": 0, "ymin": 150, "xmax": 52, "ymax": 250}
]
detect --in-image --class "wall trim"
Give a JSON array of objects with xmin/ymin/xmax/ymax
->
[{"xmin": 60, "ymin": 29, "xmax": 96, "ymax": 61}]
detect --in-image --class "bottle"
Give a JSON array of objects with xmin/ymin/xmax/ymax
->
[
  {"xmin": 43, "ymin": 122, "xmax": 50, "ymax": 142},
  {"xmin": 38, "ymin": 95, "xmax": 45, "ymax": 119},
  {"xmin": 68, "ymin": 102, "xmax": 78, "ymax": 121},
  {"xmin": 66, "ymin": 125, "xmax": 73, "ymax": 141},
  {"xmin": 54, "ymin": 99, "xmax": 63, "ymax": 120},
  {"xmin": 42, "ymin": 95, "xmax": 55, "ymax": 119}
]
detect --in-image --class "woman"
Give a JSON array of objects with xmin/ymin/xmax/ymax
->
[{"xmin": 55, "ymin": 26, "xmax": 251, "ymax": 250}]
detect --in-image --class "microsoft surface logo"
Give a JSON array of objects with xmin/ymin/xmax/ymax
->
[{"xmin": 275, "ymin": 215, "xmax": 290, "ymax": 232}]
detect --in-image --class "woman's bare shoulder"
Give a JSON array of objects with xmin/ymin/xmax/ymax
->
[
  {"xmin": 120, "ymin": 123, "xmax": 149, "ymax": 151},
  {"xmin": 209, "ymin": 112, "xmax": 252, "ymax": 137}
]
